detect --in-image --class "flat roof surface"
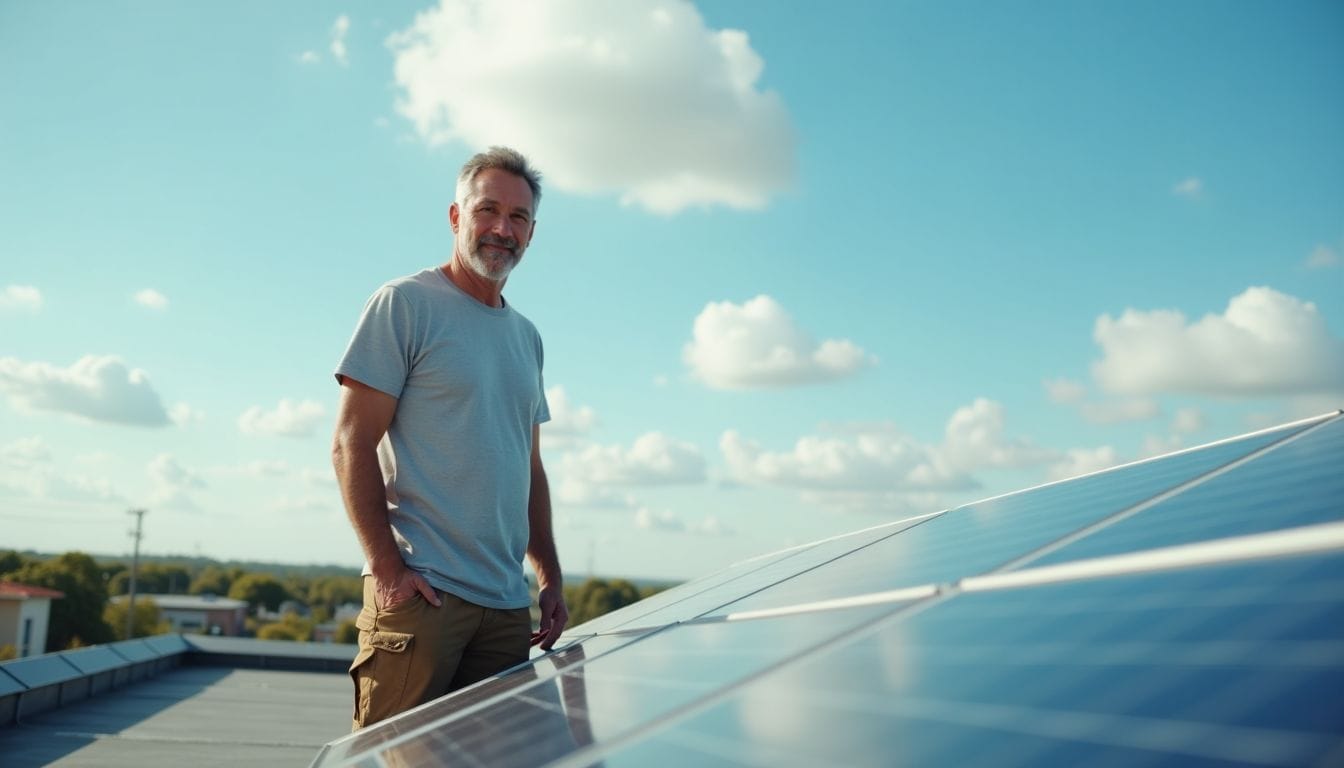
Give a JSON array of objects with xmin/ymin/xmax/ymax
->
[{"xmin": 0, "ymin": 666, "xmax": 350, "ymax": 767}]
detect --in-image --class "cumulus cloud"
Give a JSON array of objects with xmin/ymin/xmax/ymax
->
[
  {"xmin": 388, "ymin": 0, "xmax": 794, "ymax": 213},
  {"xmin": 684, "ymin": 295, "xmax": 875, "ymax": 389},
  {"xmin": 942, "ymin": 398, "xmax": 1057, "ymax": 471},
  {"xmin": 169, "ymin": 402, "xmax": 205, "ymax": 426},
  {"xmin": 0, "ymin": 355, "xmax": 171, "ymax": 426},
  {"xmin": 1048, "ymin": 446, "xmax": 1121, "ymax": 481},
  {"xmin": 0, "ymin": 285, "xmax": 42, "ymax": 312},
  {"xmin": 330, "ymin": 14, "xmax": 351, "ymax": 65},
  {"xmin": 542, "ymin": 386, "xmax": 597, "ymax": 447},
  {"xmin": 1172, "ymin": 176, "xmax": 1203, "ymax": 198},
  {"xmin": 559, "ymin": 432, "xmax": 706, "ymax": 486},
  {"xmin": 134, "ymin": 289, "xmax": 168, "ymax": 310},
  {"xmin": 1092, "ymin": 287, "xmax": 1344, "ymax": 396},
  {"xmin": 238, "ymin": 399, "xmax": 326, "ymax": 437},
  {"xmin": 149, "ymin": 453, "xmax": 206, "ymax": 490},
  {"xmin": 721, "ymin": 424, "xmax": 973, "ymax": 493},
  {"xmin": 554, "ymin": 477, "xmax": 637, "ymax": 510},
  {"xmin": 298, "ymin": 50, "xmax": 321, "ymax": 64},
  {"xmin": 148, "ymin": 453, "xmax": 206, "ymax": 511}
]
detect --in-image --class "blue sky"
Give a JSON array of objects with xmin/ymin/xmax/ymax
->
[{"xmin": 1, "ymin": 1, "xmax": 1341, "ymax": 582}]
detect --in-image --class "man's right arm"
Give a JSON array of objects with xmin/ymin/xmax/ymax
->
[{"xmin": 331, "ymin": 377, "xmax": 441, "ymax": 610}]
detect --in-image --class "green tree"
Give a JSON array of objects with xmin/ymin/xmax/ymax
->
[
  {"xmin": 334, "ymin": 619, "xmax": 359, "ymax": 644},
  {"xmin": 6, "ymin": 552, "xmax": 114, "ymax": 650},
  {"xmin": 0, "ymin": 550, "xmax": 27, "ymax": 576},
  {"xmin": 189, "ymin": 565, "xmax": 240, "ymax": 596},
  {"xmin": 564, "ymin": 578, "xmax": 645, "ymax": 626},
  {"xmin": 308, "ymin": 575, "xmax": 363, "ymax": 616},
  {"xmin": 228, "ymin": 573, "xmax": 290, "ymax": 614},
  {"xmin": 108, "ymin": 562, "xmax": 194, "ymax": 595},
  {"xmin": 104, "ymin": 597, "xmax": 172, "ymax": 639},
  {"xmin": 256, "ymin": 613, "xmax": 313, "ymax": 642}
]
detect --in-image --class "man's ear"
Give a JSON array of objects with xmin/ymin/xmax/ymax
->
[{"xmin": 448, "ymin": 202, "xmax": 460, "ymax": 232}]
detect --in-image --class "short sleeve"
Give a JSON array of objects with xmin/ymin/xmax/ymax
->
[{"xmin": 333, "ymin": 285, "xmax": 414, "ymax": 399}]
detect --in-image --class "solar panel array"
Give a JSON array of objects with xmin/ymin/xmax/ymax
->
[{"xmin": 312, "ymin": 411, "xmax": 1344, "ymax": 767}]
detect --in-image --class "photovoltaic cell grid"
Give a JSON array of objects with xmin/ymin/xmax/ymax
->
[{"xmin": 311, "ymin": 411, "xmax": 1344, "ymax": 768}]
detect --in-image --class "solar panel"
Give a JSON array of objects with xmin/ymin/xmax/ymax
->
[{"xmin": 312, "ymin": 411, "xmax": 1344, "ymax": 767}]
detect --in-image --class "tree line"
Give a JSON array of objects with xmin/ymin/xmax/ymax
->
[{"xmin": 0, "ymin": 550, "xmax": 671, "ymax": 655}]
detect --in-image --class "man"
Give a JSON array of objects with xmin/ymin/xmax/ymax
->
[{"xmin": 332, "ymin": 146, "xmax": 567, "ymax": 730}]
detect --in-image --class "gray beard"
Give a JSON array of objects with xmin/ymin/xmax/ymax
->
[{"xmin": 463, "ymin": 245, "xmax": 518, "ymax": 282}]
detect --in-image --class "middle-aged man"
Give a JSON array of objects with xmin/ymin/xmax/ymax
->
[{"xmin": 332, "ymin": 146, "xmax": 567, "ymax": 730}]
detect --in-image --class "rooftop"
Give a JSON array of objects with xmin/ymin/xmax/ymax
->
[
  {"xmin": 0, "ymin": 583, "xmax": 66, "ymax": 600},
  {"xmin": 0, "ymin": 635, "xmax": 353, "ymax": 768}
]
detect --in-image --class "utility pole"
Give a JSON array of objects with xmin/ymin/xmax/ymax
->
[{"xmin": 126, "ymin": 509, "xmax": 146, "ymax": 640}]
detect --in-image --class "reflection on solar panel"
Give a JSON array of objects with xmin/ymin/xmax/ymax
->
[{"xmin": 311, "ymin": 411, "xmax": 1344, "ymax": 767}]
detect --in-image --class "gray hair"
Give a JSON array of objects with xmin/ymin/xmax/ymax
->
[{"xmin": 455, "ymin": 146, "xmax": 543, "ymax": 214}]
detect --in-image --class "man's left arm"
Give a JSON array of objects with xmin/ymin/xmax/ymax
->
[{"xmin": 527, "ymin": 423, "xmax": 568, "ymax": 649}]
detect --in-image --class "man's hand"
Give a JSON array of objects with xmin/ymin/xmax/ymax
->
[
  {"xmin": 372, "ymin": 566, "xmax": 442, "ymax": 612},
  {"xmin": 532, "ymin": 584, "xmax": 569, "ymax": 650}
]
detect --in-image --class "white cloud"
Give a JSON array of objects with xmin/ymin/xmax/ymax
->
[
  {"xmin": 542, "ymin": 386, "xmax": 597, "ymax": 446},
  {"xmin": 559, "ymin": 432, "xmax": 705, "ymax": 486},
  {"xmin": 1078, "ymin": 397, "xmax": 1161, "ymax": 425},
  {"xmin": 1172, "ymin": 176, "xmax": 1203, "ymax": 198},
  {"xmin": 149, "ymin": 453, "xmax": 206, "ymax": 490},
  {"xmin": 0, "ymin": 285, "xmax": 42, "ymax": 312},
  {"xmin": 331, "ymin": 14, "xmax": 351, "ymax": 65},
  {"xmin": 1047, "ymin": 446, "xmax": 1121, "ymax": 481},
  {"xmin": 1091, "ymin": 286, "xmax": 1344, "ymax": 396},
  {"xmin": 133, "ymin": 289, "xmax": 168, "ymax": 310},
  {"xmin": 721, "ymin": 424, "xmax": 973, "ymax": 493},
  {"xmin": 169, "ymin": 402, "xmax": 205, "ymax": 426},
  {"xmin": 554, "ymin": 477, "xmax": 636, "ymax": 509},
  {"xmin": 238, "ymin": 398, "xmax": 326, "ymax": 438},
  {"xmin": 0, "ymin": 355, "xmax": 171, "ymax": 426},
  {"xmin": 942, "ymin": 398, "xmax": 1056, "ymax": 471},
  {"xmin": 1305, "ymin": 244, "xmax": 1340, "ymax": 270},
  {"xmin": 634, "ymin": 508, "xmax": 731, "ymax": 536},
  {"xmin": 684, "ymin": 295, "xmax": 874, "ymax": 389},
  {"xmin": 388, "ymin": 0, "xmax": 794, "ymax": 213},
  {"xmin": 299, "ymin": 50, "xmax": 321, "ymax": 64},
  {"xmin": 148, "ymin": 453, "xmax": 205, "ymax": 511},
  {"xmin": 1044, "ymin": 378, "xmax": 1087, "ymax": 404}
]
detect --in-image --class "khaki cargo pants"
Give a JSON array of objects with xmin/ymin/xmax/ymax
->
[{"xmin": 349, "ymin": 577, "xmax": 531, "ymax": 730}]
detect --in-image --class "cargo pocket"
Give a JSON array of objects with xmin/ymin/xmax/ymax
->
[{"xmin": 350, "ymin": 612, "xmax": 416, "ymax": 730}]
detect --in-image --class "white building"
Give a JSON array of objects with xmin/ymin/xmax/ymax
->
[{"xmin": 0, "ymin": 582, "xmax": 64, "ymax": 657}]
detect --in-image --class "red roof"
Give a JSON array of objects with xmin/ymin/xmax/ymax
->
[{"xmin": 0, "ymin": 582, "xmax": 66, "ymax": 599}]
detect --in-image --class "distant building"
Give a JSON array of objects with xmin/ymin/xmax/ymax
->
[
  {"xmin": 312, "ymin": 602, "xmax": 362, "ymax": 643},
  {"xmin": 0, "ymin": 581, "xmax": 65, "ymax": 657},
  {"xmin": 112, "ymin": 594, "xmax": 248, "ymax": 637}
]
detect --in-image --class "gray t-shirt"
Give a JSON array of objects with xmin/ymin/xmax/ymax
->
[{"xmin": 334, "ymin": 267, "xmax": 550, "ymax": 609}]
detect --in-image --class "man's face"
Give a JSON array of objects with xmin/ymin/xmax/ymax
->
[{"xmin": 451, "ymin": 168, "xmax": 536, "ymax": 282}]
